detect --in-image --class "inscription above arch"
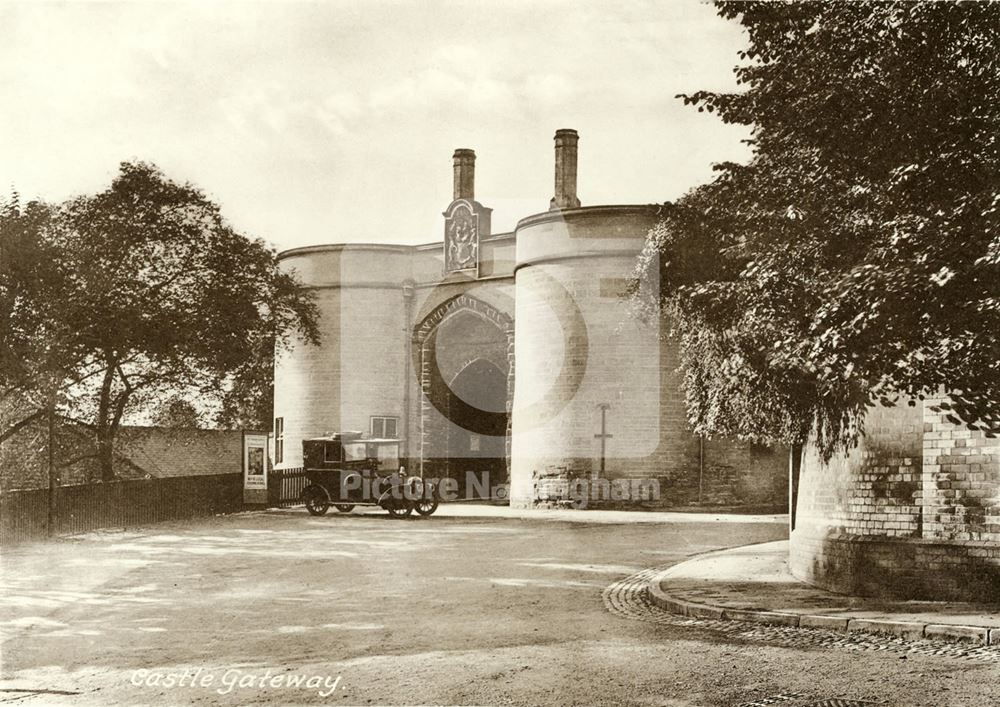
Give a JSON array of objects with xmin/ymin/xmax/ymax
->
[{"xmin": 413, "ymin": 293, "xmax": 513, "ymax": 343}]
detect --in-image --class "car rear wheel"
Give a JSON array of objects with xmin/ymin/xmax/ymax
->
[
  {"xmin": 335, "ymin": 504, "xmax": 355, "ymax": 513},
  {"xmin": 415, "ymin": 483, "xmax": 438, "ymax": 517}
]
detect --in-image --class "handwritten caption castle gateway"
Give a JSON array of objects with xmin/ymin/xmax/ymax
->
[{"xmin": 130, "ymin": 668, "xmax": 343, "ymax": 697}]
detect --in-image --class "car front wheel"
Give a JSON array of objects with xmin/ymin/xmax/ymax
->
[{"xmin": 303, "ymin": 487, "xmax": 330, "ymax": 516}]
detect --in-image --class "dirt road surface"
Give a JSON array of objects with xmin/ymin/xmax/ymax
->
[{"xmin": 1, "ymin": 507, "xmax": 996, "ymax": 706}]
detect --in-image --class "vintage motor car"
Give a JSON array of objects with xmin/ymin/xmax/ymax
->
[{"xmin": 299, "ymin": 432, "xmax": 438, "ymax": 518}]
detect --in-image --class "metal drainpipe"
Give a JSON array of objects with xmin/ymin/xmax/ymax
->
[{"xmin": 402, "ymin": 281, "xmax": 415, "ymax": 475}]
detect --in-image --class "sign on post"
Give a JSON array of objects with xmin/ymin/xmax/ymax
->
[{"xmin": 243, "ymin": 433, "xmax": 269, "ymax": 505}]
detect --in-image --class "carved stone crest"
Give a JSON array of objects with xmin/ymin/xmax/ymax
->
[
  {"xmin": 443, "ymin": 199, "xmax": 490, "ymax": 275},
  {"xmin": 446, "ymin": 203, "xmax": 478, "ymax": 271}
]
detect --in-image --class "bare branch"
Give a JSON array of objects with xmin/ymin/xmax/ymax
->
[{"xmin": 0, "ymin": 409, "xmax": 45, "ymax": 444}]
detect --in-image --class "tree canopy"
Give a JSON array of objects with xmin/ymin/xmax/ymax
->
[
  {"xmin": 1, "ymin": 195, "xmax": 81, "ymax": 440},
  {"xmin": 1, "ymin": 162, "xmax": 319, "ymax": 479},
  {"xmin": 152, "ymin": 396, "xmax": 202, "ymax": 429},
  {"xmin": 632, "ymin": 1, "xmax": 1000, "ymax": 457}
]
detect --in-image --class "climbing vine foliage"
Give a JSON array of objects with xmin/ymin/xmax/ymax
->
[{"xmin": 632, "ymin": 1, "xmax": 1000, "ymax": 458}]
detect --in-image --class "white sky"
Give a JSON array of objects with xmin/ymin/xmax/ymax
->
[{"xmin": 0, "ymin": 0, "xmax": 751, "ymax": 251}]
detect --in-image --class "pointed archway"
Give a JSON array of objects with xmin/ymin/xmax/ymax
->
[
  {"xmin": 413, "ymin": 294, "xmax": 513, "ymax": 497},
  {"xmin": 447, "ymin": 358, "xmax": 508, "ymax": 495}
]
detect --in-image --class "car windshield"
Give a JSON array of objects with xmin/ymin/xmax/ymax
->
[
  {"xmin": 342, "ymin": 442, "xmax": 367, "ymax": 462},
  {"xmin": 374, "ymin": 443, "xmax": 399, "ymax": 471}
]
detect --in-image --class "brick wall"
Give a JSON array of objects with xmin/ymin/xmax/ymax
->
[
  {"xmin": 0, "ymin": 416, "xmax": 146, "ymax": 491},
  {"xmin": 921, "ymin": 395, "xmax": 1000, "ymax": 543},
  {"xmin": 116, "ymin": 427, "xmax": 244, "ymax": 478},
  {"xmin": 790, "ymin": 398, "xmax": 1000, "ymax": 601},
  {"xmin": 0, "ymin": 419, "xmax": 243, "ymax": 492}
]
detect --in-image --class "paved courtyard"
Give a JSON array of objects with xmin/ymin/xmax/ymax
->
[{"xmin": 1, "ymin": 507, "xmax": 997, "ymax": 706}]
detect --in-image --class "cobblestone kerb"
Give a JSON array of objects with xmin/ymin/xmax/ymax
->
[
  {"xmin": 604, "ymin": 563, "xmax": 1000, "ymax": 662},
  {"xmin": 646, "ymin": 547, "xmax": 1000, "ymax": 647}
]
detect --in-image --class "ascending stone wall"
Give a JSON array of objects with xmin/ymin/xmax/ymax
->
[{"xmin": 790, "ymin": 398, "xmax": 1000, "ymax": 601}]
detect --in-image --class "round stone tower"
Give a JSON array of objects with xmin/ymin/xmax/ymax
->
[
  {"xmin": 508, "ymin": 130, "xmax": 661, "ymax": 507},
  {"xmin": 273, "ymin": 244, "xmax": 414, "ymax": 469}
]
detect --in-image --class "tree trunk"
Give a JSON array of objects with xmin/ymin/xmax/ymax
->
[
  {"xmin": 47, "ymin": 393, "xmax": 57, "ymax": 536},
  {"xmin": 96, "ymin": 362, "xmax": 116, "ymax": 482}
]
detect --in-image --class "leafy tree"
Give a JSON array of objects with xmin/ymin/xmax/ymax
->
[
  {"xmin": 215, "ymin": 332, "xmax": 276, "ymax": 431},
  {"xmin": 0, "ymin": 194, "xmax": 82, "ymax": 444},
  {"xmin": 633, "ymin": 1, "xmax": 1000, "ymax": 457},
  {"xmin": 152, "ymin": 396, "xmax": 202, "ymax": 428},
  {"xmin": 3, "ymin": 162, "xmax": 319, "ymax": 480}
]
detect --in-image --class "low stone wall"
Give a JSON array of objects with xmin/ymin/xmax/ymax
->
[
  {"xmin": 790, "ymin": 398, "xmax": 1000, "ymax": 602},
  {"xmin": 790, "ymin": 529, "xmax": 1000, "ymax": 601}
]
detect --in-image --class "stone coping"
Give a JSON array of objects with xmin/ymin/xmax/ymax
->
[
  {"xmin": 514, "ymin": 203, "xmax": 660, "ymax": 231},
  {"xmin": 645, "ymin": 540, "xmax": 1000, "ymax": 647}
]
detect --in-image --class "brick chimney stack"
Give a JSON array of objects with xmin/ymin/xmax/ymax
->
[
  {"xmin": 550, "ymin": 128, "xmax": 581, "ymax": 210},
  {"xmin": 452, "ymin": 149, "xmax": 476, "ymax": 201}
]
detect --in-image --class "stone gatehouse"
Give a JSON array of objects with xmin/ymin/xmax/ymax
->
[{"xmin": 272, "ymin": 129, "xmax": 788, "ymax": 509}]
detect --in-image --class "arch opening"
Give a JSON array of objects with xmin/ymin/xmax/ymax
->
[{"xmin": 414, "ymin": 295, "xmax": 513, "ymax": 499}]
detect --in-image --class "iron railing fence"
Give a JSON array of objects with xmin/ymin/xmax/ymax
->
[
  {"xmin": 0, "ymin": 472, "xmax": 243, "ymax": 545},
  {"xmin": 268, "ymin": 467, "xmax": 307, "ymax": 507}
]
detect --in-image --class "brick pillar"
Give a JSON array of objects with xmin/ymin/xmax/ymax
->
[{"xmin": 549, "ymin": 129, "xmax": 581, "ymax": 210}]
